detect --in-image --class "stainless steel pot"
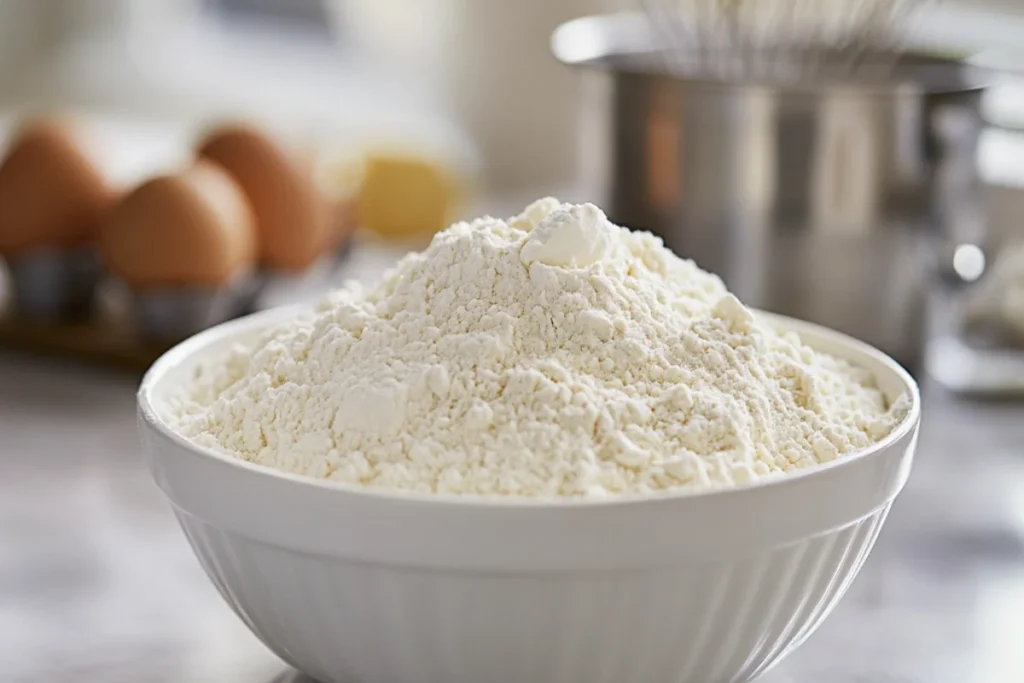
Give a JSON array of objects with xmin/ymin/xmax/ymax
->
[{"xmin": 554, "ymin": 14, "xmax": 994, "ymax": 373}]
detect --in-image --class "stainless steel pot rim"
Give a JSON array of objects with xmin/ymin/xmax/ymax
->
[{"xmin": 552, "ymin": 13, "xmax": 998, "ymax": 94}]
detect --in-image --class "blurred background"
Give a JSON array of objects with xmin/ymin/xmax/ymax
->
[{"xmin": 3, "ymin": 0, "xmax": 1024, "ymax": 681}]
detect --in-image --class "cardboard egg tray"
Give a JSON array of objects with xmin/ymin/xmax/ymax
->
[{"xmin": 0, "ymin": 249, "xmax": 355, "ymax": 373}]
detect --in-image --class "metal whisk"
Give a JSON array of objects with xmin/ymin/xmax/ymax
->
[{"xmin": 640, "ymin": 0, "xmax": 933, "ymax": 83}]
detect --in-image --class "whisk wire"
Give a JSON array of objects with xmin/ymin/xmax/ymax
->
[{"xmin": 640, "ymin": 0, "xmax": 933, "ymax": 84}]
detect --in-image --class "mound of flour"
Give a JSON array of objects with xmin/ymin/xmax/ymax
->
[{"xmin": 167, "ymin": 199, "xmax": 909, "ymax": 497}]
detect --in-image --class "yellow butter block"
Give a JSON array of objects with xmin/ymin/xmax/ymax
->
[{"xmin": 357, "ymin": 155, "xmax": 463, "ymax": 241}]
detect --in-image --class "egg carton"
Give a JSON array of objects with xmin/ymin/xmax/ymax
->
[
  {"xmin": 4, "ymin": 246, "xmax": 103, "ymax": 322},
  {"xmin": 0, "ymin": 246, "xmax": 356, "ymax": 371}
]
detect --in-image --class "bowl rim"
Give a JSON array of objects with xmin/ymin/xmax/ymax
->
[
  {"xmin": 138, "ymin": 304, "xmax": 921, "ymax": 509},
  {"xmin": 550, "ymin": 12, "xmax": 998, "ymax": 94}
]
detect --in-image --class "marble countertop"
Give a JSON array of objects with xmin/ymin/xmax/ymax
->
[{"xmin": 3, "ymin": 247, "xmax": 1024, "ymax": 682}]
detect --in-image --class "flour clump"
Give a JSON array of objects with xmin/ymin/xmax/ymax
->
[{"xmin": 167, "ymin": 199, "xmax": 909, "ymax": 498}]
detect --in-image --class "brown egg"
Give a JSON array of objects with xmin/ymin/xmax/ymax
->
[
  {"xmin": 100, "ymin": 161, "xmax": 256, "ymax": 289},
  {"xmin": 0, "ymin": 118, "xmax": 114, "ymax": 255},
  {"xmin": 197, "ymin": 124, "xmax": 330, "ymax": 272}
]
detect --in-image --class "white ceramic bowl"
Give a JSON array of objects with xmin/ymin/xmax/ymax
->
[{"xmin": 138, "ymin": 308, "xmax": 920, "ymax": 683}]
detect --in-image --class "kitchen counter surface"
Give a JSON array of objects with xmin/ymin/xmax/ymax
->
[{"xmin": 3, "ymin": 249, "xmax": 1024, "ymax": 682}]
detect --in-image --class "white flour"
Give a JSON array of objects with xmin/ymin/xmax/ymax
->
[{"xmin": 167, "ymin": 199, "xmax": 909, "ymax": 498}]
